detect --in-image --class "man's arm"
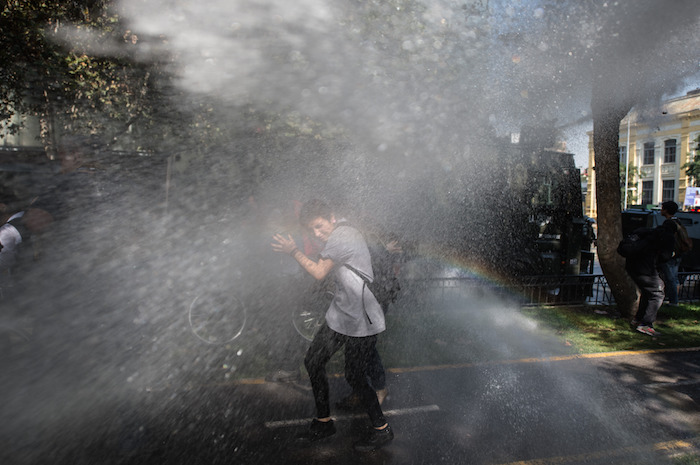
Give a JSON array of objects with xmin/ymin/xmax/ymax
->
[
  {"xmin": 290, "ymin": 249, "xmax": 334, "ymax": 281},
  {"xmin": 272, "ymin": 233, "xmax": 334, "ymax": 280}
]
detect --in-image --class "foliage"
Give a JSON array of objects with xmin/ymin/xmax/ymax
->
[
  {"xmin": 683, "ymin": 135, "xmax": 700, "ymax": 186},
  {"xmin": 673, "ymin": 454, "xmax": 700, "ymax": 465},
  {"xmin": 0, "ymin": 0, "xmax": 180, "ymax": 151}
]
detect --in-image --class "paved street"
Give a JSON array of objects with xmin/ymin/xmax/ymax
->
[
  {"xmin": 4, "ymin": 344, "xmax": 699, "ymax": 465},
  {"xmin": 2, "ymin": 268, "xmax": 699, "ymax": 465}
]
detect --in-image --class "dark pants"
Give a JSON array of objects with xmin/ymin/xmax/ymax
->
[
  {"xmin": 659, "ymin": 257, "xmax": 681, "ymax": 305},
  {"xmin": 304, "ymin": 324, "xmax": 386, "ymax": 427},
  {"xmin": 345, "ymin": 345, "xmax": 385, "ymax": 390},
  {"xmin": 344, "ymin": 301, "xmax": 388, "ymax": 390},
  {"xmin": 631, "ymin": 273, "xmax": 665, "ymax": 326}
]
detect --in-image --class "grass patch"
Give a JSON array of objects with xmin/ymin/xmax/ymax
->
[
  {"xmin": 521, "ymin": 303, "xmax": 700, "ymax": 353},
  {"xmin": 673, "ymin": 454, "xmax": 700, "ymax": 465}
]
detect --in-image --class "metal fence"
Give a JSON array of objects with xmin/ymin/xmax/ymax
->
[{"xmin": 399, "ymin": 272, "xmax": 700, "ymax": 307}]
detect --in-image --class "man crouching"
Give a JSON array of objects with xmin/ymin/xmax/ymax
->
[{"xmin": 271, "ymin": 199, "xmax": 393, "ymax": 451}]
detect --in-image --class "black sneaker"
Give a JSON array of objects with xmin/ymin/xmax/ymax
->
[
  {"xmin": 353, "ymin": 425, "xmax": 394, "ymax": 451},
  {"xmin": 297, "ymin": 419, "xmax": 336, "ymax": 443}
]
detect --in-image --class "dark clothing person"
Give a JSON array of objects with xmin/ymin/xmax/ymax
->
[
  {"xmin": 658, "ymin": 200, "xmax": 688, "ymax": 306},
  {"xmin": 629, "ymin": 273, "xmax": 664, "ymax": 331},
  {"xmin": 618, "ymin": 225, "xmax": 675, "ymax": 336},
  {"xmin": 658, "ymin": 218, "xmax": 681, "ymax": 305}
]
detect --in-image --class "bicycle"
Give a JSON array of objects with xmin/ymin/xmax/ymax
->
[
  {"xmin": 187, "ymin": 287, "xmax": 331, "ymax": 344},
  {"xmin": 188, "ymin": 291, "xmax": 247, "ymax": 345}
]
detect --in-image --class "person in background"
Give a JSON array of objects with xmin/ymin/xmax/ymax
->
[
  {"xmin": 272, "ymin": 199, "xmax": 394, "ymax": 451},
  {"xmin": 658, "ymin": 201, "xmax": 683, "ymax": 307},
  {"xmin": 619, "ymin": 220, "xmax": 675, "ymax": 337}
]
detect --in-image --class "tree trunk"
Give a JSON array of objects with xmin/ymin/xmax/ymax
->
[{"xmin": 591, "ymin": 104, "xmax": 638, "ymax": 317}]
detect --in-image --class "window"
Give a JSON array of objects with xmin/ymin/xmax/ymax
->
[
  {"xmin": 619, "ymin": 146, "xmax": 627, "ymax": 164},
  {"xmin": 662, "ymin": 180, "xmax": 675, "ymax": 202},
  {"xmin": 643, "ymin": 142, "xmax": 655, "ymax": 165},
  {"xmin": 664, "ymin": 139, "xmax": 677, "ymax": 163},
  {"xmin": 642, "ymin": 180, "xmax": 653, "ymax": 205}
]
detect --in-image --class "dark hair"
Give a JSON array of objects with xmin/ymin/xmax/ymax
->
[
  {"xmin": 299, "ymin": 199, "xmax": 332, "ymax": 226},
  {"xmin": 661, "ymin": 201, "xmax": 679, "ymax": 215}
]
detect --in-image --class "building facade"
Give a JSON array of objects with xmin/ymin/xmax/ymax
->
[{"xmin": 585, "ymin": 90, "xmax": 700, "ymax": 219}]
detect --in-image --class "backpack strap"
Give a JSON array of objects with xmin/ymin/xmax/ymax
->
[
  {"xmin": 335, "ymin": 220, "xmax": 378, "ymax": 324},
  {"xmin": 344, "ymin": 263, "xmax": 374, "ymax": 325},
  {"xmin": 344, "ymin": 263, "xmax": 371, "ymax": 285}
]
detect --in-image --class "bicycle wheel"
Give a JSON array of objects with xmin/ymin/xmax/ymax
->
[
  {"xmin": 292, "ymin": 280, "xmax": 333, "ymax": 341},
  {"xmin": 291, "ymin": 288, "xmax": 333, "ymax": 341},
  {"xmin": 188, "ymin": 292, "xmax": 246, "ymax": 344},
  {"xmin": 291, "ymin": 307, "xmax": 325, "ymax": 342}
]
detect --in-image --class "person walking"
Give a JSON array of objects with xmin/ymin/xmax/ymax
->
[
  {"xmin": 618, "ymin": 222, "xmax": 675, "ymax": 336},
  {"xmin": 658, "ymin": 201, "xmax": 688, "ymax": 307},
  {"xmin": 271, "ymin": 199, "xmax": 394, "ymax": 451}
]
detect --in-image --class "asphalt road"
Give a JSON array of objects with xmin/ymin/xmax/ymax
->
[
  {"xmin": 2, "ymin": 261, "xmax": 699, "ymax": 465},
  {"xmin": 4, "ymin": 346, "xmax": 699, "ymax": 465}
]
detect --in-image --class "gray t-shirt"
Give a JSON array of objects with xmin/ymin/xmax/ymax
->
[{"xmin": 320, "ymin": 224, "xmax": 385, "ymax": 337}]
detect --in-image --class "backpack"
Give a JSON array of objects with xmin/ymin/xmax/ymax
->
[
  {"xmin": 617, "ymin": 229, "xmax": 654, "ymax": 259},
  {"xmin": 672, "ymin": 219, "xmax": 693, "ymax": 256},
  {"xmin": 338, "ymin": 224, "xmax": 402, "ymax": 312},
  {"xmin": 365, "ymin": 240, "xmax": 401, "ymax": 311}
]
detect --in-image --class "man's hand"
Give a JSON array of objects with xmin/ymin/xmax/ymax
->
[
  {"xmin": 272, "ymin": 233, "xmax": 334, "ymax": 280},
  {"xmin": 271, "ymin": 234, "xmax": 298, "ymax": 255},
  {"xmin": 385, "ymin": 240, "xmax": 402, "ymax": 254}
]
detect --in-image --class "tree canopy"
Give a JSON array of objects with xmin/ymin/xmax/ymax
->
[
  {"xmin": 0, "ymin": 0, "xmax": 180, "ymax": 151},
  {"xmin": 684, "ymin": 135, "xmax": 700, "ymax": 186}
]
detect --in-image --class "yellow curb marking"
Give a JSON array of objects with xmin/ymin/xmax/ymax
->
[
  {"xmin": 197, "ymin": 346, "xmax": 700, "ymax": 386},
  {"xmin": 497, "ymin": 439, "xmax": 696, "ymax": 465},
  {"xmin": 386, "ymin": 346, "xmax": 700, "ymax": 375}
]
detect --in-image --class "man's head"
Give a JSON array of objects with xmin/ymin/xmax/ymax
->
[
  {"xmin": 661, "ymin": 201, "xmax": 679, "ymax": 218},
  {"xmin": 299, "ymin": 199, "xmax": 335, "ymax": 242}
]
